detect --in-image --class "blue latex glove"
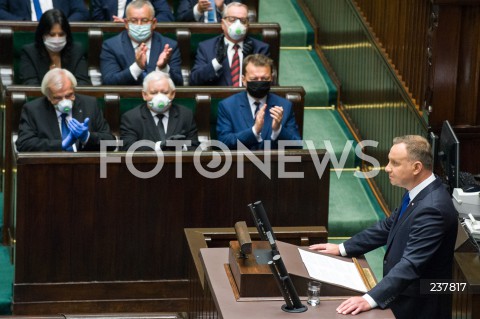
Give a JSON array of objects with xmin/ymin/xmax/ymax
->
[
  {"xmin": 68, "ymin": 117, "xmax": 90, "ymax": 143},
  {"xmin": 61, "ymin": 132, "xmax": 76, "ymax": 151}
]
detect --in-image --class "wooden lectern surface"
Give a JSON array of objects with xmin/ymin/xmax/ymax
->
[{"xmin": 200, "ymin": 248, "xmax": 395, "ymax": 319}]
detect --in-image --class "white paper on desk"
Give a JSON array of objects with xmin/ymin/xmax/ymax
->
[{"xmin": 298, "ymin": 248, "xmax": 368, "ymax": 292}]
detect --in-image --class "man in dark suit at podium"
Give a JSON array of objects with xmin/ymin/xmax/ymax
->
[{"xmin": 310, "ymin": 135, "xmax": 458, "ymax": 319}]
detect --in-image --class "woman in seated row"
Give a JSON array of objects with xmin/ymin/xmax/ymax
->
[
  {"xmin": 19, "ymin": 9, "xmax": 91, "ymax": 85},
  {"xmin": 0, "ymin": 0, "xmax": 243, "ymax": 23}
]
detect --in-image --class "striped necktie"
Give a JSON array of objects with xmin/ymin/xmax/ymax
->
[{"xmin": 231, "ymin": 44, "xmax": 240, "ymax": 87}]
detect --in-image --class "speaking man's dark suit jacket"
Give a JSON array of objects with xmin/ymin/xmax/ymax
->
[
  {"xmin": 19, "ymin": 43, "xmax": 90, "ymax": 85},
  {"xmin": 0, "ymin": 0, "xmax": 89, "ymax": 21},
  {"xmin": 343, "ymin": 177, "xmax": 458, "ymax": 319},
  {"xmin": 190, "ymin": 35, "xmax": 269, "ymax": 86},
  {"xmin": 100, "ymin": 30, "xmax": 183, "ymax": 86},
  {"xmin": 217, "ymin": 91, "xmax": 301, "ymax": 150},
  {"xmin": 176, "ymin": 0, "xmax": 240, "ymax": 22},
  {"xmin": 120, "ymin": 103, "xmax": 199, "ymax": 151},
  {"xmin": 91, "ymin": 0, "xmax": 174, "ymax": 22},
  {"xmin": 16, "ymin": 94, "xmax": 115, "ymax": 152}
]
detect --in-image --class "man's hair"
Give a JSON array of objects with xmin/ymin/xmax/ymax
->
[
  {"xmin": 242, "ymin": 54, "xmax": 273, "ymax": 75},
  {"xmin": 143, "ymin": 71, "xmax": 175, "ymax": 92},
  {"xmin": 126, "ymin": 0, "xmax": 155, "ymax": 18},
  {"xmin": 393, "ymin": 135, "xmax": 433, "ymax": 171},
  {"xmin": 41, "ymin": 68, "xmax": 77, "ymax": 96},
  {"xmin": 223, "ymin": 2, "xmax": 248, "ymax": 18}
]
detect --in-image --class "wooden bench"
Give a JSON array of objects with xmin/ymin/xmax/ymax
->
[
  {"xmin": 10, "ymin": 150, "xmax": 329, "ymax": 314},
  {"xmin": 0, "ymin": 21, "xmax": 280, "ymax": 86},
  {"xmin": 2, "ymin": 85, "xmax": 306, "ymax": 245}
]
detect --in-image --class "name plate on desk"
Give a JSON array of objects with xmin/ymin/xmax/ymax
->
[{"xmin": 228, "ymin": 241, "xmax": 280, "ymax": 297}]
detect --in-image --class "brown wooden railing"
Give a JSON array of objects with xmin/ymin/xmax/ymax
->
[
  {"xmin": 300, "ymin": 0, "xmax": 428, "ymax": 211},
  {"xmin": 354, "ymin": 0, "xmax": 431, "ymax": 111},
  {"xmin": 355, "ymin": 0, "xmax": 480, "ymax": 174}
]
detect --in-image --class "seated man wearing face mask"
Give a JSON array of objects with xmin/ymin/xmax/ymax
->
[
  {"xmin": 216, "ymin": 54, "xmax": 301, "ymax": 150},
  {"xmin": 16, "ymin": 68, "xmax": 115, "ymax": 152},
  {"xmin": 189, "ymin": 2, "xmax": 269, "ymax": 86},
  {"xmin": 120, "ymin": 71, "xmax": 199, "ymax": 152},
  {"xmin": 100, "ymin": 0, "xmax": 183, "ymax": 86}
]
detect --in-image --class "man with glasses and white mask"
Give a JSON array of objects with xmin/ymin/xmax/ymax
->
[
  {"xmin": 190, "ymin": 2, "xmax": 269, "ymax": 86},
  {"xmin": 16, "ymin": 68, "xmax": 115, "ymax": 152},
  {"xmin": 120, "ymin": 71, "xmax": 199, "ymax": 151},
  {"xmin": 100, "ymin": 0, "xmax": 182, "ymax": 86}
]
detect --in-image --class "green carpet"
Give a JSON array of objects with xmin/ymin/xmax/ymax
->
[
  {"xmin": 328, "ymin": 172, "xmax": 385, "ymax": 237},
  {"xmin": 303, "ymin": 109, "xmax": 357, "ymax": 167},
  {"xmin": 279, "ymin": 49, "xmax": 335, "ymax": 106},
  {"xmin": 0, "ymin": 245, "xmax": 12, "ymax": 315},
  {"xmin": 259, "ymin": 0, "xmax": 314, "ymax": 47}
]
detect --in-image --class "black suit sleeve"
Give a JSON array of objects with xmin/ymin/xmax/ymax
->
[
  {"xmin": 19, "ymin": 46, "xmax": 42, "ymax": 85},
  {"xmin": 16, "ymin": 104, "xmax": 63, "ymax": 152}
]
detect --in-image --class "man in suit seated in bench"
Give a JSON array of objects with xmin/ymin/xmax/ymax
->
[
  {"xmin": 176, "ymin": 0, "xmax": 239, "ymax": 23},
  {"xmin": 91, "ymin": 0, "xmax": 174, "ymax": 22},
  {"xmin": 0, "ymin": 0, "xmax": 89, "ymax": 21},
  {"xmin": 16, "ymin": 68, "xmax": 115, "ymax": 152},
  {"xmin": 100, "ymin": 0, "xmax": 182, "ymax": 86},
  {"xmin": 120, "ymin": 71, "xmax": 199, "ymax": 152},
  {"xmin": 189, "ymin": 2, "xmax": 269, "ymax": 86},
  {"xmin": 216, "ymin": 54, "xmax": 301, "ymax": 150}
]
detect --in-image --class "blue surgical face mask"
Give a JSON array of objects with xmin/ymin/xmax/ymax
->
[
  {"xmin": 55, "ymin": 99, "xmax": 73, "ymax": 114},
  {"xmin": 128, "ymin": 23, "xmax": 152, "ymax": 43},
  {"xmin": 148, "ymin": 93, "xmax": 171, "ymax": 113}
]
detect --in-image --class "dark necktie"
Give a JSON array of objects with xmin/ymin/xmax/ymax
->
[
  {"xmin": 398, "ymin": 192, "xmax": 410, "ymax": 219},
  {"xmin": 61, "ymin": 113, "xmax": 73, "ymax": 152},
  {"xmin": 32, "ymin": 0, "xmax": 43, "ymax": 21},
  {"xmin": 156, "ymin": 114, "xmax": 166, "ymax": 143},
  {"xmin": 231, "ymin": 44, "xmax": 240, "ymax": 87},
  {"xmin": 253, "ymin": 101, "xmax": 261, "ymax": 119}
]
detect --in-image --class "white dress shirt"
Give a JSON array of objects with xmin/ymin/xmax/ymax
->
[
  {"xmin": 30, "ymin": 0, "xmax": 53, "ymax": 21},
  {"xmin": 211, "ymin": 37, "xmax": 244, "ymax": 86}
]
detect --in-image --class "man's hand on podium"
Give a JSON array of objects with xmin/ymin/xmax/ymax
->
[
  {"xmin": 308, "ymin": 243, "xmax": 340, "ymax": 255},
  {"xmin": 336, "ymin": 296, "xmax": 372, "ymax": 315}
]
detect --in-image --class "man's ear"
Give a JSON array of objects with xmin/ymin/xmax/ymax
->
[
  {"xmin": 412, "ymin": 161, "xmax": 423, "ymax": 175},
  {"xmin": 142, "ymin": 91, "xmax": 148, "ymax": 101}
]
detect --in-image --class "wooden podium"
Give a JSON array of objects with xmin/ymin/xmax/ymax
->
[
  {"xmin": 227, "ymin": 240, "xmax": 376, "ymax": 299},
  {"xmin": 199, "ymin": 245, "xmax": 396, "ymax": 319}
]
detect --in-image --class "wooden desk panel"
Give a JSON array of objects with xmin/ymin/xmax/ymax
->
[
  {"xmin": 199, "ymin": 248, "xmax": 395, "ymax": 319},
  {"xmin": 12, "ymin": 150, "xmax": 329, "ymax": 314}
]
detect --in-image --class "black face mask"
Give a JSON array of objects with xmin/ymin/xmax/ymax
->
[{"xmin": 246, "ymin": 81, "xmax": 271, "ymax": 99}]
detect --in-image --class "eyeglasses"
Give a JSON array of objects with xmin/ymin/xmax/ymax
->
[
  {"xmin": 127, "ymin": 18, "xmax": 153, "ymax": 25},
  {"xmin": 51, "ymin": 92, "xmax": 75, "ymax": 103},
  {"xmin": 224, "ymin": 16, "xmax": 248, "ymax": 25}
]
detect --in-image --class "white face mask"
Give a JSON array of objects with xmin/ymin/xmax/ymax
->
[
  {"xmin": 43, "ymin": 36, "xmax": 67, "ymax": 52},
  {"xmin": 55, "ymin": 99, "xmax": 73, "ymax": 114},
  {"xmin": 226, "ymin": 19, "xmax": 247, "ymax": 41},
  {"xmin": 148, "ymin": 93, "xmax": 171, "ymax": 113},
  {"xmin": 128, "ymin": 23, "xmax": 152, "ymax": 43}
]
